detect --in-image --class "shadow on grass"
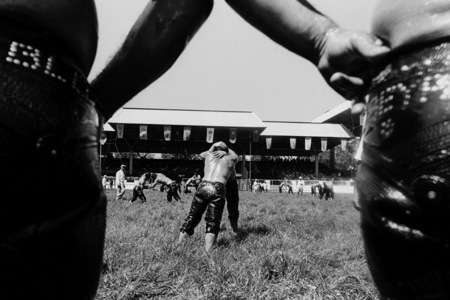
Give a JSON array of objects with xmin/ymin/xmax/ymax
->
[{"xmin": 218, "ymin": 223, "xmax": 271, "ymax": 247}]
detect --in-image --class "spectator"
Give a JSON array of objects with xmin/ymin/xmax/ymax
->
[{"xmin": 115, "ymin": 165, "xmax": 127, "ymax": 201}]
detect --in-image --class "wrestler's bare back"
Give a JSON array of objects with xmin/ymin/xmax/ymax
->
[
  {"xmin": 202, "ymin": 153, "xmax": 237, "ymax": 185},
  {"xmin": 372, "ymin": 0, "xmax": 450, "ymax": 48},
  {"xmin": 0, "ymin": 0, "xmax": 98, "ymax": 74},
  {"xmin": 155, "ymin": 173, "xmax": 174, "ymax": 185}
]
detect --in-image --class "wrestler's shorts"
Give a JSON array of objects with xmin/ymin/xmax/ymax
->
[
  {"xmin": 180, "ymin": 181, "xmax": 226, "ymax": 235},
  {"xmin": 0, "ymin": 16, "xmax": 105, "ymax": 300},
  {"xmin": 167, "ymin": 182, "xmax": 180, "ymax": 201},
  {"xmin": 357, "ymin": 38, "xmax": 450, "ymax": 299},
  {"xmin": 133, "ymin": 186, "xmax": 144, "ymax": 196}
]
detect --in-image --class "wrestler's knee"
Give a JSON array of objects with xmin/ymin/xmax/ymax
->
[{"xmin": 205, "ymin": 223, "xmax": 220, "ymax": 235}]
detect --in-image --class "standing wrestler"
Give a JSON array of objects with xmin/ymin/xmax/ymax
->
[
  {"xmin": 149, "ymin": 173, "xmax": 182, "ymax": 202},
  {"xmin": 225, "ymin": 0, "xmax": 450, "ymax": 299},
  {"xmin": 278, "ymin": 180, "xmax": 285, "ymax": 193},
  {"xmin": 115, "ymin": 164, "xmax": 127, "ymax": 201},
  {"xmin": 184, "ymin": 170, "xmax": 201, "ymax": 193},
  {"xmin": 129, "ymin": 172, "xmax": 151, "ymax": 204},
  {"xmin": 286, "ymin": 179, "xmax": 294, "ymax": 194},
  {"xmin": 311, "ymin": 182, "xmax": 320, "ymax": 197},
  {"xmin": 0, "ymin": 1, "xmax": 213, "ymax": 299},
  {"xmin": 179, "ymin": 141, "xmax": 239, "ymax": 252}
]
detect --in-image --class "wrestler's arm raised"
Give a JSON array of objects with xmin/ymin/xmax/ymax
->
[
  {"xmin": 149, "ymin": 177, "xmax": 161, "ymax": 189},
  {"xmin": 225, "ymin": 0, "xmax": 390, "ymax": 109},
  {"xmin": 200, "ymin": 142, "xmax": 224, "ymax": 158},
  {"xmin": 90, "ymin": 0, "xmax": 213, "ymax": 119}
]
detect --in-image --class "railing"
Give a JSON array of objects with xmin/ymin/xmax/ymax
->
[
  {"xmin": 102, "ymin": 177, "xmax": 355, "ymax": 194},
  {"xmin": 238, "ymin": 179, "xmax": 355, "ymax": 194}
]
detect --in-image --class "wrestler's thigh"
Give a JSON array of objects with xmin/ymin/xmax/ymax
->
[
  {"xmin": 205, "ymin": 197, "xmax": 226, "ymax": 224},
  {"xmin": 358, "ymin": 45, "xmax": 450, "ymax": 298},
  {"xmin": 0, "ymin": 64, "xmax": 105, "ymax": 298}
]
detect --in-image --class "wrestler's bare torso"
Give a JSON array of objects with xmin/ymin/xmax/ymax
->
[
  {"xmin": 155, "ymin": 174, "xmax": 174, "ymax": 185},
  {"xmin": 373, "ymin": 0, "xmax": 450, "ymax": 48},
  {"xmin": 0, "ymin": 0, "xmax": 98, "ymax": 74},
  {"xmin": 202, "ymin": 152, "xmax": 237, "ymax": 185}
]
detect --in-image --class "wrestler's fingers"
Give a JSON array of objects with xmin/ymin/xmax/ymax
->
[
  {"xmin": 350, "ymin": 32, "xmax": 390, "ymax": 61},
  {"xmin": 330, "ymin": 72, "xmax": 365, "ymax": 100},
  {"xmin": 351, "ymin": 102, "xmax": 366, "ymax": 114}
]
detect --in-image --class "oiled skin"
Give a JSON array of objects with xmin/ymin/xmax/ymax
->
[{"xmin": 372, "ymin": 0, "xmax": 450, "ymax": 48}]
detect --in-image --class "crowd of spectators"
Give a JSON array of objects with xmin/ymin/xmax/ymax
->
[{"xmin": 101, "ymin": 156, "xmax": 353, "ymax": 182}]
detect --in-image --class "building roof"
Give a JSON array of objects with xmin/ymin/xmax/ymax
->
[
  {"xmin": 260, "ymin": 121, "xmax": 353, "ymax": 139},
  {"xmin": 312, "ymin": 101, "xmax": 351, "ymax": 123},
  {"xmin": 108, "ymin": 107, "xmax": 266, "ymax": 129},
  {"xmin": 312, "ymin": 101, "xmax": 363, "ymax": 136},
  {"xmin": 103, "ymin": 123, "xmax": 115, "ymax": 132}
]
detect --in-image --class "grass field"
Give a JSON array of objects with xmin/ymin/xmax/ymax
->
[{"xmin": 97, "ymin": 189, "xmax": 379, "ymax": 300}]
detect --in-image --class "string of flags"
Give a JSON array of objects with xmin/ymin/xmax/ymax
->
[{"xmin": 115, "ymin": 124, "xmax": 349, "ymax": 152}]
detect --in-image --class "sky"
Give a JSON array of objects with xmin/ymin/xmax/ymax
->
[{"xmin": 91, "ymin": 0, "xmax": 377, "ymax": 122}]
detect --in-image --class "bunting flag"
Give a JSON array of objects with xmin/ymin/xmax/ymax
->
[
  {"xmin": 305, "ymin": 137, "xmax": 312, "ymax": 150},
  {"xmin": 229, "ymin": 128, "xmax": 237, "ymax": 144},
  {"xmin": 139, "ymin": 125, "xmax": 147, "ymax": 140},
  {"xmin": 206, "ymin": 127, "xmax": 214, "ymax": 143},
  {"xmin": 290, "ymin": 138, "xmax": 296, "ymax": 149},
  {"xmin": 341, "ymin": 139, "xmax": 347, "ymax": 151},
  {"xmin": 183, "ymin": 126, "xmax": 191, "ymax": 141},
  {"xmin": 321, "ymin": 137, "xmax": 328, "ymax": 151},
  {"xmin": 164, "ymin": 125, "xmax": 172, "ymax": 141},
  {"xmin": 100, "ymin": 133, "xmax": 107, "ymax": 145},
  {"xmin": 266, "ymin": 137, "xmax": 272, "ymax": 149},
  {"xmin": 117, "ymin": 124, "xmax": 124, "ymax": 139},
  {"xmin": 252, "ymin": 129, "xmax": 260, "ymax": 142}
]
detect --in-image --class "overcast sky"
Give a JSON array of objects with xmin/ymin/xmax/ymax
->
[{"xmin": 91, "ymin": 0, "xmax": 377, "ymax": 122}]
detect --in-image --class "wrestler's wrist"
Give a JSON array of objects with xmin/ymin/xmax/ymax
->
[{"xmin": 314, "ymin": 21, "xmax": 341, "ymax": 64}]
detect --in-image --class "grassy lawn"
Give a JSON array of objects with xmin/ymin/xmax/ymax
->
[{"xmin": 97, "ymin": 189, "xmax": 378, "ymax": 300}]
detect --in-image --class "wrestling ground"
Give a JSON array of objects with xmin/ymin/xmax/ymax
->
[{"xmin": 97, "ymin": 189, "xmax": 378, "ymax": 300}]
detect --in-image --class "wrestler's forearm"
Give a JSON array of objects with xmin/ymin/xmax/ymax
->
[
  {"xmin": 90, "ymin": 0, "xmax": 213, "ymax": 119},
  {"xmin": 225, "ymin": 0, "xmax": 338, "ymax": 65}
]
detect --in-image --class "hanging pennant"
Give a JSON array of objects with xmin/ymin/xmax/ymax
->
[
  {"xmin": 341, "ymin": 139, "xmax": 347, "ymax": 151},
  {"xmin": 252, "ymin": 129, "xmax": 260, "ymax": 142},
  {"xmin": 229, "ymin": 128, "xmax": 237, "ymax": 144},
  {"xmin": 164, "ymin": 125, "xmax": 172, "ymax": 141},
  {"xmin": 266, "ymin": 137, "xmax": 272, "ymax": 149},
  {"xmin": 290, "ymin": 138, "xmax": 296, "ymax": 149},
  {"xmin": 100, "ymin": 133, "xmax": 107, "ymax": 145},
  {"xmin": 139, "ymin": 125, "xmax": 147, "ymax": 140},
  {"xmin": 305, "ymin": 137, "xmax": 312, "ymax": 150},
  {"xmin": 321, "ymin": 138, "xmax": 328, "ymax": 151},
  {"xmin": 206, "ymin": 127, "xmax": 214, "ymax": 143},
  {"xmin": 117, "ymin": 124, "xmax": 124, "ymax": 139},
  {"xmin": 183, "ymin": 126, "xmax": 191, "ymax": 141}
]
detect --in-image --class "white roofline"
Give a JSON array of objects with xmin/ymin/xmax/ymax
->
[
  {"xmin": 312, "ymin": 101, "xmax": 351, "ymax": 123},
  {"xmin": 107, "ymin": 107, "xmax": 266, "ymax": 128}
]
